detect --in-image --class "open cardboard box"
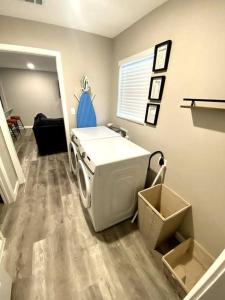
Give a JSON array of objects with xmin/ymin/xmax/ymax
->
[
  {"xmin": 162, "ymin": 238, "xmax": 215, "ymax": 298},
  {"xmin": 138, "ymin": 184, "xmax": 191, "ymax": 249}
]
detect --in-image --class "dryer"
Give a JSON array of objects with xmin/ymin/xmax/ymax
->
[
  {"xmin": 69, "ymin": 126, "xmax": 120, "ymax": 175},
  {"xmin": 77, "ymin": 137, "xmax": 150, "ymax": 232}
]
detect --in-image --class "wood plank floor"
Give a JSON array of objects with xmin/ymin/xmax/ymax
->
[{"xmin": 0, "ymin": 130, "xmax": 179, "ymax": 300}]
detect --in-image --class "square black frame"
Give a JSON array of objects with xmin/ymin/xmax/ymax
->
[
  {"xmin": 152, "ymin": 40, "xmax": 172, "ymax": 73},
  {"xmin": 145, "ymin": 103, "xmax": 160, "ymax": 126},
  {"xmin": 148, "ymin": 75, "xmax": 166, "ymax": 101}
]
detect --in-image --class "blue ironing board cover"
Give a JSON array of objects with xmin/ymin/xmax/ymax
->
[{"xmin": 77, "ymin": 91, "xmax": 97, "ymax": 128}]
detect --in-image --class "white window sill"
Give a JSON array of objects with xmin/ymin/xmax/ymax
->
[{"xmin": 116, "ymin": 114, "xmax": 145, "ymax": 125}]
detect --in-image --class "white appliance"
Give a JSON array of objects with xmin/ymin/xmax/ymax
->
[
  {"xmin": 77, "ymin": 137, "xmax": 150, "ymax": 231},
  {"xmin": 69, "ymin": 126, "xmax": 120, "ymax": 175}
]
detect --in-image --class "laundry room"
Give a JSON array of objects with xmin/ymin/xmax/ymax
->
[{"xmin": 0, "ymin": 0, "xmax": 225, "ymax": 299}]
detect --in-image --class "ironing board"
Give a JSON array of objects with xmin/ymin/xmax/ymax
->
[{"xmin": 77, "ymin": 91, "xmax": 97, "ymax": 128}]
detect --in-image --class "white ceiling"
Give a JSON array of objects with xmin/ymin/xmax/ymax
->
[
  {"xmin": 0, "ymin": 52, "xmax": 56, "ymax": 72},
  {"xmin": 0, "ymin": 0, "xmax": 167, "ymax": 38}
]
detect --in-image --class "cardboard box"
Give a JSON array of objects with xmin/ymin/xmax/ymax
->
[
  {"xmin": 138, "ymin": 184, "xmax": 191, "ymax": 249},
  {"xmin": 162, "ymin": 238, "xmax": 215, "ymax": 297}
]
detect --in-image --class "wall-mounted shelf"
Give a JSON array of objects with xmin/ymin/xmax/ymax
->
[{"xmin": 181, "ymin": 98, "xmax": 225, "ymax": 110}]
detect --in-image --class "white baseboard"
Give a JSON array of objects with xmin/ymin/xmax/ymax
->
[{"xmin": 24, "ymin": 126, "xmax": 33, "ymax": 129}]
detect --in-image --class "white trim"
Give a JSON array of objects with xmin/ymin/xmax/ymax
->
[
  {"xmin": 13, "ymin": 180, "xmax": 19, "ymax": 199},
  {"xmin": 116, "ymin": 63, "xmax": 123, "ymax": 119},
  {"xmin": 0, "ymin": 97, "xmax": 25, "ymax": 184},
  {"xmin": 0, "ymin": 156, "xmax": 15, "ymax": 203},
  {"xmin": 0, "ymin": 43, "xmax": 70, "ymax": 188},
  {"xmin": 0, "ymin": 81, "xmax": 8, "ymax": 111},
  {"xmin": 184, "ymin": 249, "xmax": 225, "ymax": 300},
  {"xmin": 0, "ymin": 232, "xmax": 6, "ymax": 263},
  {"xmin": 117, "ymin": 47, "xmax": 154, "ymax": 125},
  {"xmin": 24, "ymin": 126, "xmax": 33, "ymax": 129},
  {"xmin": 0, "ymin": 43, "xmax": 59, "ymax": 57},
  {"xmin": 116, "ymin": 115, "xmax": 145, "ymax": 125},
  {"xmin": 0, "ymin": 184, "xmax": 6, "ymax": 203},
  {"xmin": 55, "ymin": 52, "xmax": 70, "ymax": 154},
  {"xmin": 118, "ymin": 47, "xmax": 154, "ymax": 66}
]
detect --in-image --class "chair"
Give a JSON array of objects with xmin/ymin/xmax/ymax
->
[
  {"xmin": 8, "ymin": 118, "xmax": 21, "ymax": 135},
  {"xmin": 7, "ymin": 120, "xmax": 18, "ymax": 139},
  {"xmin": 10, "ymin": 116, "xmax": 24, "ymax": 129},
  {"xmin": 33, "ymin": 113, "xmax": 67, "ymax": 155}
]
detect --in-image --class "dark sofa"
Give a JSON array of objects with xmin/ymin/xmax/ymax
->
[{"xmin": 33, "ymin": 113, "xmax": 67, "ymax": 155}]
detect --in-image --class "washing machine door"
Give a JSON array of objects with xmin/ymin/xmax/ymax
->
[
  {"xmin": 77, "ymin": 159, "xmax": 91, "ymax": 208},
  {"xmin": 69, "ymin": 141, "xmax": 78, "ymax": 174}
]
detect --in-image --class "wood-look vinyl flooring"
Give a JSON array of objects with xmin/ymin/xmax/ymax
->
[{"xmin": 0, "ymin": 130, "xmax": 179, "ymax": 300}]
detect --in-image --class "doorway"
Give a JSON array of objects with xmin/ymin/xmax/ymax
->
[{"xmin": 0, "ymin": 44, "xmax": 70, "ymax": 204}]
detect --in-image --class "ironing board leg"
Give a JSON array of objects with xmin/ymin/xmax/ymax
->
[
  {"xmin": 131, "ymin": 163, "xmax": 167, "ymax": 224},
  {"xmin": 131, "ymin": 210, "xmax": 138, "ymax": 223}
]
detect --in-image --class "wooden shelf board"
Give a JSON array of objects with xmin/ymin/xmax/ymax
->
[{"xmin": 180, "ymin": 105, "xmax": 225, "ymax": 111}]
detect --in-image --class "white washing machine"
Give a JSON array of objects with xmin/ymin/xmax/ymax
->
[
  {"xmin": 77, "ymin": 137, "xmax": 150, "ymax": 231},
  {"xmin": 69, "ymin": 126, "xmax": 120, "ymax": 175}
]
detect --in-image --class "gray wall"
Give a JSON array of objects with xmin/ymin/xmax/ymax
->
[
  {"xmin": 0, "ymin": 15, "xmax": 113, "ymax": 127},
  {"xmin": 111, "ymin": 0, "xmax": 225, "ymax": 257},
  {"xmin": 0, "ymin": 68, "xmax": 62, "ymax": 126}
]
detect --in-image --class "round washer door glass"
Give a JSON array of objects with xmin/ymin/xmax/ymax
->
[
  {"xmin": 70, "ymin": 141, "xmax": 78, "ymax": 174},
  {"xmin": 77, "ymin": 160, "xmax": 91, "ymax": 208}
]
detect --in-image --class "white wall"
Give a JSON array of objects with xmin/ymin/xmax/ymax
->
[{"xmin": 0, "ymin": 68, "xmax": 62, "ymax": 126}]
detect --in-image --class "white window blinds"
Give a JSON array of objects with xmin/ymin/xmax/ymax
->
[{"xmin": 117, "ymin": 53, "xmax": 154, "ymax": 124}]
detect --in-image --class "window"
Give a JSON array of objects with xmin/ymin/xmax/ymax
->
[{"xmin": 117, "ymin": 50, "xmax": 154, "ymax": 124}]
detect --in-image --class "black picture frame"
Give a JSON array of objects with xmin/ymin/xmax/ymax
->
[
  {"xmin": 152, "ymin": 40, "xmax": 172, "ymax": 73},
  {"xmin": 145, "ymin": 103, "xmax": 160, "ymax": 126},
  {"xmin": 148, "ymin": 75, "xmax": 166, "ymax": 101}
]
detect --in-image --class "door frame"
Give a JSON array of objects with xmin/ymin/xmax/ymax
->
[
  {"xmin": 0, "ymin": 156, "xmax": 18, "ymax": 203},
  {"xmin": 0, "ymin": 43, "xmax": 70, "ymax": 199},
  {"xmin": 0, "ymin": 81, "xmax": 8, "ymax": 111},
  {"xmin": 184, "ymin": 249, "xmax": 225, "ymax": 300},
  {"xmin": 0, "ymin": 90, "xmax": 25, "ymax": 185}
]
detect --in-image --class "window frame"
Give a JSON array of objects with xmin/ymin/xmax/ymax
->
[{"xmin": 117, "ymin": 47, "xmax": 154, "ymax": 125}]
